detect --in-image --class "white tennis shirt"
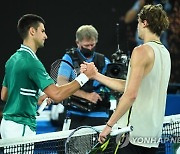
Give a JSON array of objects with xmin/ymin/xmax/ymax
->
[{"xmin": 117, "ymin": 41, "xmax": 171, "ymax": 148}]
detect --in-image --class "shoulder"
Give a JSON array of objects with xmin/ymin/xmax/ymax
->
[
  {"xmin": 61, "ymin": 53, "xmax": 73, "ymax": 63},
  {"xmin": 62, "ymin": 53, "xmax": 72, "ymax": 60},
  {"xmin": 131, "ymin": 44, "xmax": 154, "ymax": 65},
  {"xmin": 95, "ymin": 52, "xmax": 106, "ymax": 59},
  {"xmin": 95, "ymin": 52, "xmax": 110, "ymax": 65},
  {"xmin": 132, "ymin": 44, "xmax": 153, "ymax": 57},
  {"xmin": 28, "ymin": 59, "xmax": 44, "ymax": 71}
]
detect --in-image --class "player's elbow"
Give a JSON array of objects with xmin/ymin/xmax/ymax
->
[
  {"xmin": 118, "ymin": 81, "xmax": 126, "ymax": 92},
  {"xmin": 43, "ymin": 84, "xmax": 66, "ymax": 103},
  {"xmin": 50, "ymin": 90, "xmax": 70, "ymax": 104},
  {"xmin": 1, "ymin": 87, "xmax": 8, "ymax": 101},
  {"xmin": 1, "ymin": 94, "xmax": 6, "ymax": 101},
  {"xmin": 125, "ymin": 91, "xmax": 138, "ymax": 102},
  {"xmin": 52, "ymin": 95, "xmax": 65, "ymax": 104}
]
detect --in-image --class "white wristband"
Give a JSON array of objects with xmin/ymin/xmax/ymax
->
[{"xmin": 75, "ymin": 73, "xmax": 89, "ymax": 87}]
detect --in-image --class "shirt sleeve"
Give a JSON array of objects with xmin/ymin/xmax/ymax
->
[
  {"xmin": 2, "ymin": 63, "xmax": 8, "ymax": 87},
  {"xmin": 58, "ymin": 54, "xmax": 74, "ymax": 79},
  {"xmin": 28, "ymin": 60, "xmax": 54, "ymax": 91},
  {"xmin": 2, "ymin": 76, "xmax": 7, "ymax": 87}
]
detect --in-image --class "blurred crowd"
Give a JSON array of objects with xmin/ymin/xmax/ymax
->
[
  {"xmin": 168, "ymin": 0, "xmax": 180, "ymax": 83},
  {"xmin": 120, "ymin": 0, "xmax": 179, "ymax": 83}
]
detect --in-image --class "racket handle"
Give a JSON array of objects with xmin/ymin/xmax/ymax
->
[
  {"xmin": 110, "ymin": 125, "xmax": 133, "ymax": 136},
  {"xmin": 62, "ymin": 118, "xmax": 71, "ymax": 131},
  {"xmin": 36, "ymin": 98, "xmax": 48, "ymax": 116}
]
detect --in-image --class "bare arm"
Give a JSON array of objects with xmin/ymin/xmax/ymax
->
[
  {"xmin": 124, "ymin": 0, "xmax": 145, "ymax": 23},
  {"xmin": 81, "ymin": 62, "xmax": 126, "ymax": 92},
  {"xmin": 93, "ymin": 73, "xmax": 126, "ymax": 92},
  {"xmin": 124, "ymin": 9, "xmax": 138, "ymax": 23},
  {"xmin": 44, "ymin": 80, "xmax": 81, "ymax": 103},
  {"xmin": 45, "ymin": 62, "xmax": 98, "ymax": 103},
  {"xmin": 57, "ymin": 75, "xmax": 102, "ymax": 103},
  {"xmin": 1, "ymin": 76, "xmax": 78, "ymax": 104},
  {"xmin": 1, "ymin": 86, "xmax": 8, "ymax": 101},
  {"xmin": 57, "ymin": 75, "xmax": 87, "ymax": 98},
  {"xmin": 0, "ymin": 77, "xmax": 81, "ymax": 104}
]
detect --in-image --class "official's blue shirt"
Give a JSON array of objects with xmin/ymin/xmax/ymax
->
[
  {"xmin": 58, "ymin": 49, "xmax": 110, "ymax": 88},
  {"xmin": 58, "ymin": 49, "xmax": 111, "ymax": 117}
]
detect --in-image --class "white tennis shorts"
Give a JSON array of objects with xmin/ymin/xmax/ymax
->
[{"xmin": 0, "ymin": 118, "xmax": 36, "ymax": 139}]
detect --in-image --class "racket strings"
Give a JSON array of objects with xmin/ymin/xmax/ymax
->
[
  {"xmin": 50, "ymin": 60, "xmax": 61, "ymax": 83},
  {"xmin": 67, "ymin": 134, "xmax": 98, "ymax": 154},
  {"xmin": 50, "ymin": 59, "xmax": 77, "ymax": 83},
  {"xmin": 65, "ymin": 126, "xmax": 100, "ymax": 154}
]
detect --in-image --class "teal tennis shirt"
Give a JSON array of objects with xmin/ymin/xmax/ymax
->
[{"xmin": 2, "ymin": 44, "xmax": 54, "ymax": 131}]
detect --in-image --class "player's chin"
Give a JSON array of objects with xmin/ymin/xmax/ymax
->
[{"xmin": 39, "ymin": 43, "xmax": 45, "ymax": 48}]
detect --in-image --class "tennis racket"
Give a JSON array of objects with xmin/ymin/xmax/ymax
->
[
  {"xmin": 36, "ymin": 59, "xmax": 77, "ymax": 116},
  {"xmin": 88, "ymin": 125, "xmax": 133, "ymax": 154},
  {"xmin": 64, "ymin": 125, "xmax": 133, "ymax": 154}
]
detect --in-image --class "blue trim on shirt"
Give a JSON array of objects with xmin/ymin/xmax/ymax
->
[
  {"xmin": 67, "ymin": 110, "xmax": 109, "ymax": 118},
  {"xmin": 58, "ymin": 54, "xmax": 74, "ymax": 79}
]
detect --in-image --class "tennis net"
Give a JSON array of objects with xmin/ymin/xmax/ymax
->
[
  {"xmin": 157, "ymin": 114, "xmax": 180, "ymax": 154},
  {"xmin": 0, "ymin": 114, "xmax": 179, "ymax": 154}
]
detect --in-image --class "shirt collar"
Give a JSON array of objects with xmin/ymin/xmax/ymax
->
[{"xmin": 19, "ymin": 44, "xmax": 38, "ymax": 60}]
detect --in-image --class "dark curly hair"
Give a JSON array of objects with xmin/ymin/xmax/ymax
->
[{"xmin": 138, "ymin": 4, "xmax": 169, "ymax": 36}]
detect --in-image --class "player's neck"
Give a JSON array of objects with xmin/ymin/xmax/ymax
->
[
  {"xmin": 144, "ymin": 33, "xmax": 160, "ymax": 44},
  {"xmin": 23, "ymin": 40, "xmax": 37, "ymax": 54}
]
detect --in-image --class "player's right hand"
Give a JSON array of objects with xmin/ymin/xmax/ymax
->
[
  {"xmin": 80, "ymin": 62, "xmax": 98, "ymax": 79},
  {"xmin": 86, "ymin": 92, "xmax": 102, "ymax": 104}
]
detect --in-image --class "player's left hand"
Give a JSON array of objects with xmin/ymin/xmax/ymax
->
[
  {"xmin": 98, "ymin": 125, "xmax": 112, "ymax": 144},
  {"xmin": 38, "ymin": 94, "xmax": 52, "ymax": 105}
]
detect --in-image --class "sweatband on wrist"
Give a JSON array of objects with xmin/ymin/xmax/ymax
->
[
  {"xmin": 75, "ymin": 73, "xmax": 89, "ymax": 87},
  {"xmin": 106, "ymin": 123, "xmax": 113, "ymax": 128}
]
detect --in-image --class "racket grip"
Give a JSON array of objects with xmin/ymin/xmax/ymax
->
[
  {"xmin": 62, "ymin": 118, "xmax": 71, "ymax": 131},
  {"xmin": 36, "ymin": 98, "xmax": 48, "ymax": 116},
  {"xmin": 110, "ymin": 125, "xmax": 133, "ymax": 136}
]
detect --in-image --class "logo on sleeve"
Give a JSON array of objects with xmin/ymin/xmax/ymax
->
[{"xmin": 43, "ymin": 72, "xmax": 48, "ymax": 76}]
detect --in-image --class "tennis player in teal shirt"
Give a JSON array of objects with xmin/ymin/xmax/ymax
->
[{"xmin": 1, "ymin": 14, "xmax": 96, "ymax": 139}]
